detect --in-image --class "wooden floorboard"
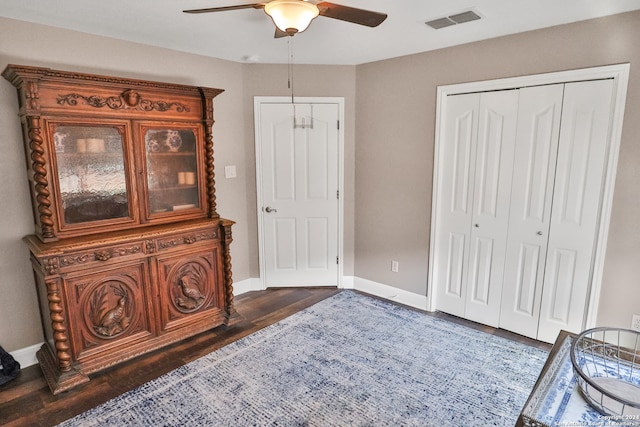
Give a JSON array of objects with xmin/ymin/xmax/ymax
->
[{"xmin": 0, "ymin": 288, "xmax": 550, "ymax": 426}]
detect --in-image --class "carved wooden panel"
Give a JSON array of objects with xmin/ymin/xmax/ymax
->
[
  {"xmin": 64, "ymin": 261, "xmax": 154, "ymax": 361},
  {"xmin": 154, "ymin": 244, "xmax": 225, "ymax": 333}
]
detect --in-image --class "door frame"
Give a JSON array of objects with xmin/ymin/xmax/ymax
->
[
  {"xmin": 428, "ymin": 64, "xmax": 630, "ymax": 331},
  {"xmin": 254, "ymin": 96, "xmax": 345, "ymax": 290}
]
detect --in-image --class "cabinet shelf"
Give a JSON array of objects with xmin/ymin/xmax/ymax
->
[
  {"xmin": 147, "ymin": 152, "xmax": 195, "ymax": 157},
  {"xmin": 57, "ymin": 151, "xmax": 123, "ymax": 157},
  {"xmin": 149, "ymin": 184, "xmax": 197, "ymax": 192}
]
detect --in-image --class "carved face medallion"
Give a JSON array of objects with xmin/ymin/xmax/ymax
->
[{"xmin": 122, "ymin": 89, "xmax": 140, "ymax": 107}]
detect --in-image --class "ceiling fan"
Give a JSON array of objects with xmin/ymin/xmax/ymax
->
[{"xmin": 183, "ymin": 0, "xmax": 388, "ymax": 37}]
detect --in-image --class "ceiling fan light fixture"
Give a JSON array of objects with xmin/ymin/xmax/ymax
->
[{"xmin": 264, "ymin": 0, "xmax": 319, "ymax": 36}]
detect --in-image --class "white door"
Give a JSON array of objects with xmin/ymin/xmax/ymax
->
[
  {"xmin": 257, "ymin": 102, "xmax": 339, "ymax": 287},
  {"xmin": 536, "ymin": 79, "xmax": 614, "ymax": 343},
  {"xmin": 464, "ymin": 90, "xmax": 519, "ymax": 327},
  {"xmin": 432, "ymin": 93, "xmax": 479, "ymax": 317},
  {"xmin": 499, "ymin": 84, "xmax": 564, "ymax": 338},
  {"xmin": 432, "ymin": 90, "xmax": 518, "ymax": 325}
]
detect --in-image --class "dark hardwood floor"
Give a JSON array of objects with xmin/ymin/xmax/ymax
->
[{"xmin": 0, "ymin": 288, "xmax": 550, "ymax": 427}]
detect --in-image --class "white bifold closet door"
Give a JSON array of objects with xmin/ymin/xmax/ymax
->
[
  {"xmin": 433, "ymin": 90, "xmax": 519, "ymax": 327},
  {"xmin": 498, "ymin": 84, "xmax": 564, "ymax": 338},
  {"xmin": 464, "ymin": 91, "xmax": 519, "ymax": 327},
  {"xmin": 536, "ymin": 80, "xmax": 614, "ymax": 342},
  {"xmin": 433, "ymin": 79, "xmax": 614, "ymax": 342}
]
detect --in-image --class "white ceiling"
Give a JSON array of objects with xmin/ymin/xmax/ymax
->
[{"xmin": 1, "ymin": 0, "xmax": 639, "ymax": 65}]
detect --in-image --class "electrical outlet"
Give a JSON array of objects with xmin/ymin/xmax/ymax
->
[
  {"xmin": 632, "ymin": 314, "xmax": 640, "ymax": 331},
  {"xmin": 391, "ymin": 260, "xmax": 399, "ymax": 273}
]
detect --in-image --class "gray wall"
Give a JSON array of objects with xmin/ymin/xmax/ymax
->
[
  {"xmin": 1, "ymin": 9, "xmax": 639, "ymax": 353},
  {"xmin": 354, "ymin": 10, "xmax": 640, "ymax": 329},
  {"xmin": 0, "ymin": 17, "xmax": 357, "ymax": 352}
]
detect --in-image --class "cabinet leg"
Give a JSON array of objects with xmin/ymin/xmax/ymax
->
[
  {"xmin": 37, "ymin": 343, "xmax": 89, "ymax": 395},
  {"xmin": 223, "ymin": 303, "xmax": 243, "ymax": 326}
]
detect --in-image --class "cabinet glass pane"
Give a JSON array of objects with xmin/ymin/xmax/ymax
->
[
  {"xmin": 145, "ymin": 129, "xmax": 199, "ymax": 214},
  {"xmin": 53, "ymin": 125, "xmax": 129, "ymax": 224}
]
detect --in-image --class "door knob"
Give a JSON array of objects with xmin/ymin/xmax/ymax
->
[
  {"xmin": 474, "ymin": 223, "xmax": 479, "ymax": 228},
  {"xmin": 264, "ymin": 206, "xmax": 277, "ymax": 213},
  {"xmin": 536, "ymin": 231, "xmax": 543, "ymax": 236}
]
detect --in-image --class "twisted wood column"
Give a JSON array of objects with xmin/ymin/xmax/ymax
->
[
  {"xmin": 27, "ymin": 115, "xmax": 56, "ymax": 240},
  {"xmin": 205, "ymin": 126, "xmax": 219, "ymax": 219},
  {"xmin": 221, "ymin": 221, "xmax": 237, "ymax": 321},
  {"xmin": 201, "ymin": 93, "xmax": 220, "ymax": 220},
  {"xmin": 46, "ymin": 279, "xmax": 72, "ymax": 372}
]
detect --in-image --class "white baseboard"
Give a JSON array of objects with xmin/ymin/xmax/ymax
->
[
  {"xmin": 351, "ymin": 277, "xmax": 429, "ymax": 311},
  {"xmin": 233, "ymin": 277, "xmax": 263, "ymax": 295},
  {"xmin": 10, "ymin": 342, "xmax": 41, "ymax": 369},
  {"xmin": 340, "ymin": 275, "xmax": 355, "ymax": 289},
  {"xmin": 233, "ymin": 275, "xmax": 428, "ymax": 311}
]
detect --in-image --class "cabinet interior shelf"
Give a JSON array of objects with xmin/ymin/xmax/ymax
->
[
  {"xmin": 58, "ymin": 152, "xmax": 123, "ymax": 158},
  {"xmin": 149, "ymin": 184, "xmax": 197, "ymax": 192},
  {"xmin": 148, "ymin": 152, "xmax": 195, "ymax": 157}
]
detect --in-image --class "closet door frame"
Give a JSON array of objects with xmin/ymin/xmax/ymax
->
[{"xmin": 428, "ymin": 64, "xmax": 630, "ymax": 331}]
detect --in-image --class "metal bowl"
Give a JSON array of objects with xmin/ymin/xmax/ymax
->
[{"xmin": 571, "ymin": 327, "xmax": 640, "ymax": 416}]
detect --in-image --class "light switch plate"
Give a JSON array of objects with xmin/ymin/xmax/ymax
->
[{"xmin": 224, "ymin": 165, "xmax": 237, "ymax": 178}]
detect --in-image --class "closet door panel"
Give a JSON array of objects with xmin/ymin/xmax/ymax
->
[
  {"xmin": 464, "ymin": 90, "xmax": 519, "ymax": 327},
  {"xmin": 444, "ymin": 232, "xmax": 466, "ymax": 298},
  {"xmin": 499, "ymin": 84, "xmax": 564, "ymax": 338},
  {"xmin": 433, "ymin": 94, "xmax": 479, "ymax": 317},
  {"xmin": 469, "ymin": 237, "xmax": 494, "ymax": 304},
  {"xmin": 537, "ymin": 79, "xmax": 614, "ymax": 343},
  {"xmin": 512, "ymin": 243, "xmax": 542, "ymax": 315}
]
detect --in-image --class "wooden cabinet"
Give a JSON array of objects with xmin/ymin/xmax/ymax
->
[{"xmin": 2, "ymin": 64, "xmax": 239, "ymax": 394}]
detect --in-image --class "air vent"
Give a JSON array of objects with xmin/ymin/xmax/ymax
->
[
  {"xmin": 449, "ymin": 10, "xmax": 481, "ymax": 24},
  {"xmin": 426, "ymin": 10, "xmax": 481, "ymax": 30},
  {"xmin": 425, "ymin": 17, "xmax": 456, "ymax": 30}
]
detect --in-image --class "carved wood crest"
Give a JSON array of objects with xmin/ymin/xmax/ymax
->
[{"xmin": 57, "ymin": 89, "xmax": 190, "ymax": 113}]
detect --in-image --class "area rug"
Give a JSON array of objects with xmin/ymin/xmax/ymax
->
[{"xmin": 58, "ymin": 291, "xmax": 548, "ymax": 427}]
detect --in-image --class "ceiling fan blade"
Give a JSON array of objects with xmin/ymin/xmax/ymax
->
[
  {"xmin": 183, "ymin": 3, "xmax": 265, "ymax": 14},
  {"xmin": 316, "ymin": 2, "xmax": 387, "ymax": 27}
]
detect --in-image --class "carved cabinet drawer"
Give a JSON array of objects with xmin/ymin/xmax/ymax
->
[
  {"xmin": 154, "ymin": 227, "xmax": 220, "ymax": 252},
  {"xmin": 51, "ymin": 241, "xmax": 147, "ymax": 274}
]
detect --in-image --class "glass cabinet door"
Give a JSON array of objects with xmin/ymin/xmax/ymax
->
[
  {"xmin": 143, "ymin": 127, "xmax": 201, "ymax": 215},
  {"xmin": 52, "ymin": 124, "xmax": 132, "ymax": 226}
]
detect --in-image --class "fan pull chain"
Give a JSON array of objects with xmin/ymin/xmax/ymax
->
[
  {"xmin": 288, "ymin": 36, "xmax": 298, "ymax": 129},
  {"xmin": 287, "ymin": 37, "xmax": 313, "ymax": 130},
  {"xmin": 288, "ymin": 36, "xmax": 294, "ymax": 105}
]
